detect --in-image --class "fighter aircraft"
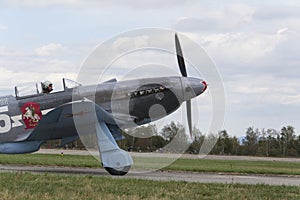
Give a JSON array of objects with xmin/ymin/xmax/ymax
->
[{"xmin": 0, "ymin": 34, "xmax": 207, "ymax": 175}]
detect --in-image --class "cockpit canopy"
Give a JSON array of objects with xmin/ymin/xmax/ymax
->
[{"xmin": 15, "ymin": 78, "xmax": 81, "ymax": 99}]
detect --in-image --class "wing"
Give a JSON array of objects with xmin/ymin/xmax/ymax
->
[
  {"xmin": 27, "ymin": 100, "xmax": 124, "ymax": 141},
  {"xmin": 0, "ymin": 100, "xmax": 124, "ymax": 152},
  {"xmin": 0, "ymin": 102, "xmax": 81, "ymax": 153},
  {"xmin": 0, "ymin": 100, "xmax": 133, "ymax": 175}
]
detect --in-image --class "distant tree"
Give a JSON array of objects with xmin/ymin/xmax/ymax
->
[
  {"xmin": 206, "ymin": 133, "xmax": 219, "ymax": 155},
  {"xmin": 265, "ymin": 128, "xmax": 280, "ymax": 157},
  {"xmin": 160, "ymin": 121, "xmax": 184, "ymax": 141},
  {"xmin": 243, "ymin": 127, "xmax": 259, "ymax": 155},
  {"xmin": 187, "ymin": 127, "xmax": 204, "ymax": 154},
  {"xmin": 257, "ymin": 128, "xmax": 267, "ymax": 156},
  {"xmin": 211, "ymin": 130, "xmax": 237, "ymax": 155},
  {"xmin": 212, "ymin": 130, "xmax": 228, "ymax": 155},
  {"xmin": 231, "ymin": 136, "xmax": 240, "ymax": 155},
  {"xmin": 221, "ymin": 130, "xmax": 233, "ymax": 155},
  {"xmin": 151, "ymin": 135, "xmax": 167, "ymax": 151},
  {"xmin": 124, "ymin": 124, "xmax": 158, "ymax": 152},
  {"xmin": 280, "ymin": 126, "xmax": 296, "ymax": 156},
  {"xmin": 295, "ymin": 135, "xmax": 300, "ymax": 156},
  {"xmin": 160, "ymin": 121, "xmax": 190, "ymax": 153}
]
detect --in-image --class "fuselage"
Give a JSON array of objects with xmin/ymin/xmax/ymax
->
[{"xmin": 0, "ymin": 76, "xmax": 206, "ymax": 143}]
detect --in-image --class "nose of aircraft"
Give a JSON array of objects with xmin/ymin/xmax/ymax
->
[
  {"xmin": 181, "ymin": 77, "xmax": 207, "ymax": 101},
  {"xmin": 184, "ymin": 77, "xmax": 207, "ymax": 97},
  {"xmin": 201, "ymin": 81, "xmax": 207, "ymax": 93}
]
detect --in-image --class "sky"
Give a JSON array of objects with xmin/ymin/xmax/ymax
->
[{"xmin": 0, "ymin": 0, "xmax": 299, "ymax": 136}]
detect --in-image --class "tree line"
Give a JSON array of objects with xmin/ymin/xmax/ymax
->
[
  {"xmin": 43, "ymin": 122, "xmax": 300, "ymax": 157},
  {"xmin": 211, "ymin": 126, "xmax": 300, "ymax": 157}
]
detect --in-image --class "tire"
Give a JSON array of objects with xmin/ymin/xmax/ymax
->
[{"xmin": 104, "ymin": 165, "xmax": 131, "ymax": 176}]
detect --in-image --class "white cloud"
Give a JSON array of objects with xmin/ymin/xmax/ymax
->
[
  {"xmin": 0, "ymin": 66, "xmax": 78, "ymax": 95},
  {"xmin": 227, "ymin": 74, "xmax": 300, "ymax": 107},
  {"xmin": 3, "ymin": 0, "xmax": 191, "ymax": 9},
  {"xmin": 111, "ymin": 36, "xmax": 150, "ymax": 53},
  {"xmin": 0, "ymin": 24, "xmax": 8, "ymax": 31},
  {"xmin": 3, "ymin": 0, "xmax": 81, "ymax": 7},
  {"xmin": 173, "ymin": 4, "xmax": 255, "ymax": 32},
  {"xmin": 0, "ymin": 57, "xmax": 78, "ymax": 73},
  {"xmin": 185, "ymin": 28, "xmax": 289, "ymax": 67},
  {"xmin": 259, "ymin": 30, "xmax": 300, "ymax": 76},
  {"xmin": 0, "ymin": 43, "xmax": 82, "ymax": 95},
  {"xmin": 0, "ymin": 46, "xmax": 30, "ymax": 57},
  {"xmin": 254, "ymin": 6, "xmax": 300, "ymax": 20},
  {"xmin": 35, "ymin": 43, "xmax": 65, "ymax": 56},
  {"xmin": 284, "ymin": 95, "xmax": 300, "ymax": 105}
]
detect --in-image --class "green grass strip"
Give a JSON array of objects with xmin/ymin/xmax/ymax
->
[
  {"xmin": 0, "ymin": 172, "xmax": 299, "ymax": 200},
  {"xmin": 164, "ymin": 158, "xmax": 300, "ymax": 175}
]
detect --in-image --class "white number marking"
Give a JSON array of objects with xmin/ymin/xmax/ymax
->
[
  {"xmin": 0, "ymin": 106, "xmax": 11, "ymax": 133},
  {"xmin": 11, "ymin": 115, "xmax": 23, "ymax": 128}
]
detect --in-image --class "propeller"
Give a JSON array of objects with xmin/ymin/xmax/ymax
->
[{"xmin": 175, "ymin": 33, "xmax": 193, "ymax": 138}]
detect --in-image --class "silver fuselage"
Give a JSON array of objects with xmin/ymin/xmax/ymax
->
[{"xmin": 0, "ymin": 76, "xmax": 206, "ymax": 143}]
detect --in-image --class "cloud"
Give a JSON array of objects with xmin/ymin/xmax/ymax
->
[
  {"xmin": 259, "ymin": 30, "xmax": 300, "ymax": 77},
  {"xmin": 0, "ymin": 24, "xmax": 8, "ymax": 31},
  {"xmin": 253, "ymin": 6, "xmax": 300, "ymax": 20},
  {"xmin": 0, "ymin": 46, "xmax": 30, "ymax": 57},
  {"xmin": 227, "ymin": 74, "xmax": 300, "ymax": 107},
  {"xmin": 3, "ymin": 0, "xmax": 192, "ymax": 9},
  {"xmin": 181, "ymin": 27, "xmax": 300, "ymax": 85},
  {"xmin": 0, "ymin": 43, "xmax": 82, "ymax": 95},
  {"xmin": 0, "ymin": 56, "xmax": 78, "ymax": 73},
  {"xmin": 3, "ymin": 0, "xmax": 81, "ymax": 7},
  {"xmin": 0, "ymin": 44, "xmax": 79, "ymax": 72},
  {"xmin": 185, "ymin": 28, "xmax": 289, "ymax": 69},
  {"xmin": 0, "ymin": 66, "xmax": 78, "ymax": 95},
  {"xmin": 284, "ymin": 94, "xmax": 300, "ymax": 105},
  {"xmin": 173, "ymin": 4, "xmax": 255, "ymax": 32},
  {"xmin": 107, "ymin": 0, "xmax": 192, "ymax": 9},
  {"xmin": 111, "ymin": 36, "xmax": 150, "ymax": 52},
  {"xmin": 35, "ymin": 43, "xmax": 65, "ymax": 56}
]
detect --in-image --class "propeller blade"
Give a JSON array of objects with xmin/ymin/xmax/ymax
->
[
  {"xmin": 175, "ymin": 33, "xmax": 187, "ymax": 77},
  {"xmin": 186, "ymin": 100, "xmax": 192, "ymax": 138},
  {"xmin": 176, "ymin": 33, "xmax": 192, "ymax": 138}
]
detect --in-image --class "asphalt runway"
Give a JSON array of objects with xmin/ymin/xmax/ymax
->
[{"xmin": 1, "ymin": 165, "xmax": 299, "ymax": 186}]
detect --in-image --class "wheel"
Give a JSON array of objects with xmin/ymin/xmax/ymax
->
[{"xmin": 104, "ymin": 165, "xmax": 131, "ymax": 176}]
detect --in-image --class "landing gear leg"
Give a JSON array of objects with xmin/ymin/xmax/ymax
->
[{"xmin": 95, "ymin": 121, "xmax": 133, "ymax": 176}]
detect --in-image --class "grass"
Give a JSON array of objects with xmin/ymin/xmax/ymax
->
[
  {"xmin": 163, "ymin": 158, "xmax": 300, "ymax": 175},
  {"xmin": 0, "ymin": 172, "xmax": 299, "ymax": 200},
  {"xmin": 0, "ymin": 153, "xmax": 300, "ymax": 175},
  {"xmin": 0, "ymin": 153, "xmax": 100, "ymax": 168}
]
